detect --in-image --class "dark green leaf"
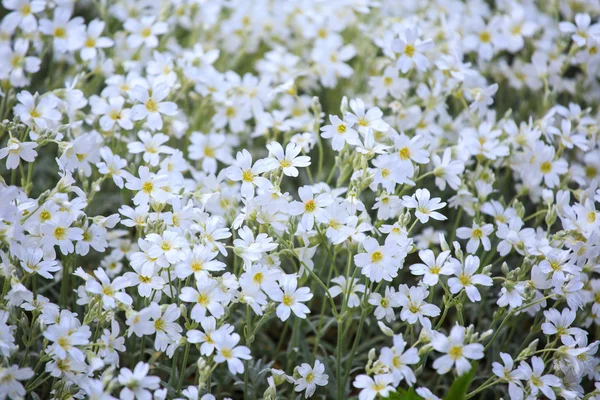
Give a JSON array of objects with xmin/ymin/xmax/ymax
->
[
  {"xmin": 444, "ymin": 362, "xmax": 478, "ymax": 400},
  {"xmin": 386, "ymin": 387, "xmax": 422, "ymax": 400}
]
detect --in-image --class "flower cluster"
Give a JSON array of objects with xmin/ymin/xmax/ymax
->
[{"xmin": 0, "ymin": 0, "xmax": 599, "ymax": 399}]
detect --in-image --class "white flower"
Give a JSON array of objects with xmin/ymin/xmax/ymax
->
[
  {"xmin": 180, "ymin": 276, "xmax": 228, "ymax": 321},
  {"xmin": 559, "ymin": 13, "xmax": 600, "ymax": 47},
  {"xmin": 515, "ymin": 357, "xmax": 561, "ymax": 400},
  {"xmin": 294, "ymin": 359, "xmax": 328, "ymax": 398},
  {"xmin": 320, "ymin": 115, "xmax": 360, "ymax": 151},
  {"xmin": 329, "ymin": 276, "xmax": 365, "ymax": 308},
  {"xmin": 492, "ymin": 352, "xmax": 524, "ymax": 400},
  {"xmin": 378, "ymin": 334, "xmax": 419, "ymax": 386},
  {"xmin": 369, "ymin": 65, "xmax": 409, "ymax": 99},
  {"xmin": 124, "ymin": 16, "xmax": 168, "ymax": 48},
  {"xmin": 402, "ymin": 188, "xmax": 447, "ymax": 223},
  {"xmin": 14, "ymin": 90, "xmax": 61, "ymax": 132},
  {"xmin": 432, "ymin": 325, "xmax": 484, "ymax": 375},
  {"xmin": 432, "ymin": 149, "xmax": 464, "ymax": 190},
  {"xmin": 392, "ymin": 27, "xmax": 433, "ymax": 73},
  {"xmin": 353, "ymin": 374, "xmax": 394, "ymax": 400},
  {"xmin": 0, "ymin": 136, "xmax": 37, "ymax": 169},
  {"xmin": 410, "ymin": 249, "xmax": 453, "ymax": 286},
  {"xmin": 369, "ymin": 286, "xmax": 402, "ymax": 322},
  {"xmin": 0, "ymin": 39, "xmax": 41, "ymax": 87},
  {"xmin": 117, "ymin": 362, "xmax": 160, "ymax": 400},
  {"xmin": 355, "ymin": 237, "xmax": 402, "ymax": 283},
  {"xmin": 271, "ymin": 275, "xmax": 312, "ymax": 321},
  {"xmin": 289, "ymin": 186, "xmax": 333, "ymax": 230},
  {"xmin": 226, "ymin": 149, "xmax": 272, "ymax": 199},
  {"xmin": 43, "ymin": 314, "xmax": 91, "ymax": 361},
  {"xmin": 90, "ymin": 95, "xmax": 133, "ymax": 131},
  {"xmin": 0, "ymin": 365, "xmax": 34, "ymax": 399},
  {"xmin": 398, "ymin": 286, "xmax": 440, "ymax": 324},
  {"xmin": 80, "ymin": 19, "xmax": 114, "ymax": 61},
  {"xmin": 447, "ymin": 255, "xmax": 493, "ymax": 302},
  {"xmin": 186, "ymin": 317, "xmax": 233, "ymax": 356},
  {"xmin": 345, "ymin": 98, "xmax": 389, "ymax": 134},
  {"xmin": 96, "ymin": 147, "xmax": 129, "ymax": 188},
  {"xmin": 541, "ymin": 308, "xmax": 580, "ymax": 343},
  {"xmin": 3, "ymin": 0, "xmax": 45, "ymax": 33},
  {"xmin": 131, "ymin": 84, "xmax": 178, "ymax": 131},
  {"xmin": 39, "ymin": 8, "xmax": 85, "ymax": 53},
  {"xmin": 213, "ymin": 332, "xmax": 252, "ymax": 375},
  {"xmin": 125, "ymin": 166, "xmax": 170, "ymax": 206},
  {"xmin": 266, "ymin": 141, "xmax": 311, "ymax": 177},
  {"xmin": 456, "ymin": 222, "xmax": 494, "ymax": 253}
]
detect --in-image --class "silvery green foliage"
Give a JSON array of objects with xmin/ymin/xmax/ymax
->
[{"xmin": 0, "ymin": 0, "xmax": 599, "ymax": 399}]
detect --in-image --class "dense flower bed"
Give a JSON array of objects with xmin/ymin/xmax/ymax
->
[{"xmin": 0, "ymin": 0, "xmax": 599, "ymax": 399}]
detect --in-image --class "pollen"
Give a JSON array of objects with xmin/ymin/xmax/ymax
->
[
  {"xmin": 154, "ymin": 319, "xmax": 165, "ymax": 331},
  {"xmin": 40, "ymin": 210, "xmax": 51, "ymax": 222},
  {"xmin": 142, "ymin": 181, "xmax": 154, "ymax": 193},
  {"xmin": 371, "ymin": 251, "xmax": 383, "ymax": 263},
  {"xmin": 53, "ymin": 227, "xmax": 66, "ymax": 240},
  {"xmin": 404, "ymin": 44, "xmax": 416, "ymax": 57},
  {"xmin": 197, "ymin": 293, "xmax": 210, "ymax": 306},
  {"xmin": 448, "ymin": 345, "xmax": 463, "ymax": 360},
  {"xmin": 336, "ymin": 124, "xmax": 347, "ymax": 134},
  {"xmin": 242, "ymin": 170, "xmax": 254, "ymax": 182},
  {"xmin": 54, "ymin": 27, "xmax": 67, "ymax": 38},
  {"xmin": 398, "ymin": 147, "xmax": 411, "ymax": 160},
  {"xmin": 145, "ymin": 99, "xmax": 159, "ymax": 113},
  {"xmin": 141, "ymin": 27, "xmax": 152, "ymax": 38},
  {"xmin": 540, "ymin": 161, "xmax": 552, "ymax": 174},
  {"xmin": 191, "ymin": 261, "xmax": 203, "ymax": 272},
  {"xmin": 304, "ymin": 199, "xmax": 317, "ymax": 212},
  {"xmin": 479, "ymin": 31, "xmax": 491, "ymax": 43},
  {"xmin": 459, "ymin": 274, "xmax": 472, "ymax": 286},
  {"xmin": 204, "ymin": 146, "xmax": 216, "ymax": 158},
  {"xmin": 282, "ymin": 294, "xmax": 293, "ymax": 306}
]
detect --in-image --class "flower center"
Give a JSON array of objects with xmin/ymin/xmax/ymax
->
[
  {"xmin": 371, "ymin": 251, "xmax": 383, "ymax": 263},
  {"xmin": 145, "ymin": 99, "xmax": 159, "ymax": 113},
  {"xmin": 40, "ymin": 210, "xmax": 51, "ymax": 222},
  {"xmin": 154, "ymin": 319, "xmax": 165, "ymax": 331},
  {"xmin": 54, "ymin": 227, "xmax": 66, "ymax": 240},
  {"xmin": 191, "ymin": 261, "xmax": 203, "ymax": 272},
  {"xmin": 54, "ymin": 27, "xmax": 67, "ymax": 38},
  {"xmin": 448, "ymin": 345, "xmax": 463, "ymax": 360},
  {"xmin": 141, "ymin": 27, "xmax": 152, "ymax": 38},
  {"xmin": 282, "ymin": 294, "xmax": 293, "ymax": 306},
  {"xmin": 540, "ymin": 161, "xmax": 552, "ymax": 174},
  {"xmin": 399, "ymin": 147, "xmax": 411, "ymax": 160},
  {"xmin": 197, "ymin": 293, "xmax": 209, "ymax": 306},
  {"xmin": 142, "ymin": 181, "xmax": 154, "ymax": 193},
  {"xmin": 242, "ymin": 170, "xmax": 254, "ymax": 182},
  {"xmin": 304, "ymin": 199, "xmax": 316, "ymax": 213},
  {"xmin": 404, "ymin": 44, "xmax": 416, "ymax": 57},
  {"xmin": 479, "ymin": 31, "xmax": 491, "ymax": 43},
  {"xmin": 459, "ymin": 274, "xmax": 472, "ymax": 286}
]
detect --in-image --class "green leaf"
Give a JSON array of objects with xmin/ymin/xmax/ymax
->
[
  {"xmin": 444, "ymin": 362, "xmax": 478, "ymax": 400},
  {"xmin": 386, "ymin": 388, "xmax": 422, "ymax": 400}
]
